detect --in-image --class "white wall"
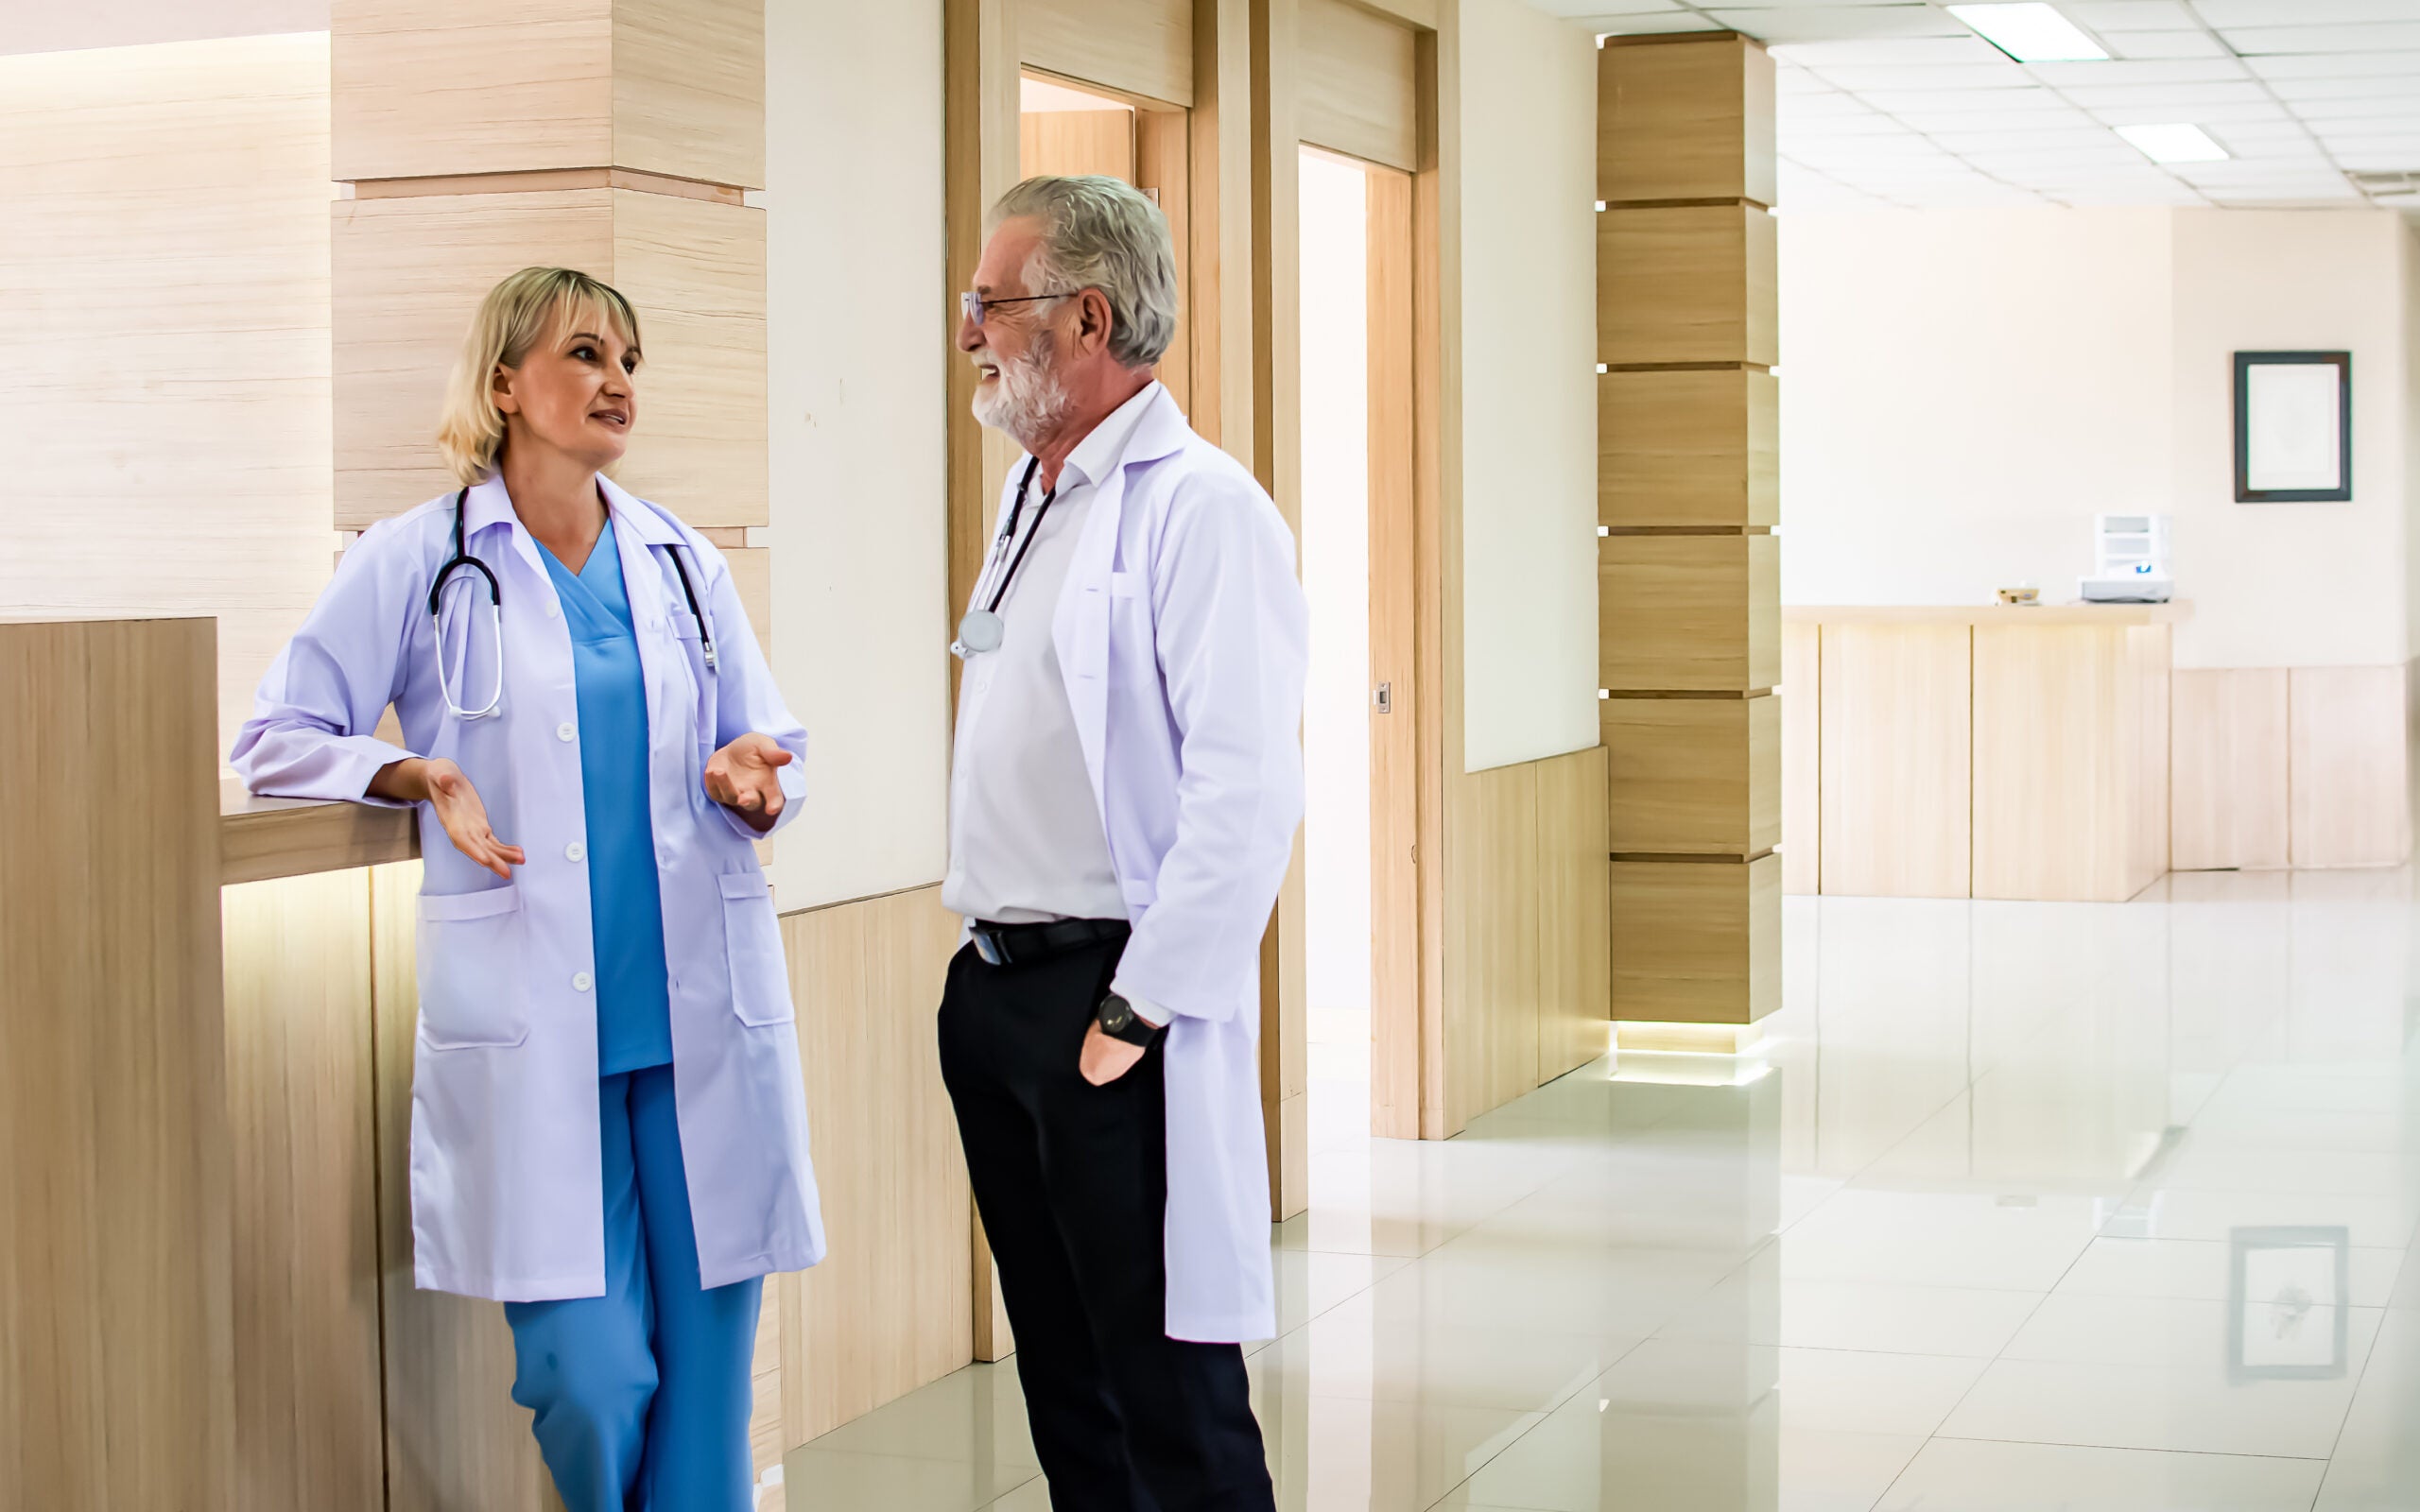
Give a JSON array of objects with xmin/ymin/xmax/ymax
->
[
  {"xmin": 1457, "ymin": 0, "xmax": 1600, "ymax": 771},
  {"xmin": 761, "ymin": 0, "xmax": 952, "ymax": 907},
  {"xmin": 1781, "ymin": 205, "xmax": 2416, "ymax": 671},
  {"xmin": 1300, "ymin": 150, "xmax": 1373, "ymax": 1021}
]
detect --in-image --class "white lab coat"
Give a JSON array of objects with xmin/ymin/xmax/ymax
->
[
  {"xmin": 1006, "ymin": 383, "xmax": 1308, "ymax": 1343},
  {"xmin": 231, "ymin": 475, "xmax": 823, "ymax": 1301}
]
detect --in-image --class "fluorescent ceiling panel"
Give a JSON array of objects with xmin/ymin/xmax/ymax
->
[
  {"xmin": 1948, "ymin": 3, "xmax": 2111, "ymax": 61},
  {"xmin": 2115, "ymin": 122, "xmax": 2231, "ymax": 162}
]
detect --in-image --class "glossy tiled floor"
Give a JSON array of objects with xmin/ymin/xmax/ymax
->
[{"xmin": 784, "ymin": 869, "xmax": 2420, "ymax": 1510}]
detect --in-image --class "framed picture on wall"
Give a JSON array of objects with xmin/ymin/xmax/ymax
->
[{"xmin": 2235, "ymin": 351, "xmax": 2351, "ymax": 503}]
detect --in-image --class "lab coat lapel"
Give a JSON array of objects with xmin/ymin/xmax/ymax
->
[
  {"xmin": 1052, "ymin": 459, "xmax": 1125, "ymax": 814},
  {"xmin": 601, "ymin": 490, "xmax": 684, "ymax": 742}
]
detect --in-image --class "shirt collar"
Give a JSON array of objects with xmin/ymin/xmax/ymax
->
[{"xmin": 1055, "ymin": 381, "xmax": 1167, "ymax": 493}]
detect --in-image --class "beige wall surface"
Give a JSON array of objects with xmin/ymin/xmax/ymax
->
[
  {"xmin": 1457, "ymin": 0, "xmax": 1599, "ymax": 772},
  {"xmin": 1780, "ymin": 205, "xmax": 2415, "ymax": 674},
  {"xmin": 760, "ymin": 0, "xmax": 953, "ymax": 909},
  {"xmin": 0, "ymin": 33, "xmax": 335, "ymax": 763},
  {"xmin": 0, "ymin": 2, "xmax": 326, "ymax": 57}
]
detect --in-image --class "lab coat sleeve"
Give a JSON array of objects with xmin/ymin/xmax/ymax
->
[
  {"xmin": 1110, "ymin": 479, "xmax": 1309, "ymax": 1024},
  {"xmin": 699, "ymin": 541, "xmax": 809, "ymax": 841},
  {"xmin": 228, "ymin": 524, "xmax": 424, "ymax": 807}
]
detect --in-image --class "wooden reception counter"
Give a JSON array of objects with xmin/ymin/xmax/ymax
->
[{"xmin": 1781, "ymin": 603, "xmax": 2187, "ymax": 903}]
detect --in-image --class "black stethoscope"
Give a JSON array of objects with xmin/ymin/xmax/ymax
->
[
  {"xmin": 951, "ymin": 457, "xmax": 1060, "ymax": 660},
  {"xmin": 429, "ymin": 485, "xmax": 716, "ymax": 719}
]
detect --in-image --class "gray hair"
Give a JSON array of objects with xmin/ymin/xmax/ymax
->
[{"xmin": 990, "ymin": 175, "xmax": 1179, "ymax": 369}]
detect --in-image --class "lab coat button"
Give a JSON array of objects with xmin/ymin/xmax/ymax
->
[
  {"xmin": 545, "ymin": 601, "xmax": 561, "ymax": 619},
  {"xmin": 556, "ymin": 721, "xmax": 576, "ymax": 743},
  {"xmin": 572, "ymin": 971, "xmax": 593, "ymax": 992},
  {"xmin": 565, "ymin": 841, "xmax": 585, "ymax": 863}
]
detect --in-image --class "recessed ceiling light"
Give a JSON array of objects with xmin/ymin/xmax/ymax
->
[
  {"xmin": 2116, "ymin": 123, "xmax": 2230, "ymax": 164},
  {"xmin": 1947, "ymin": 3, "xmax": 2110, "ymax": 63}
]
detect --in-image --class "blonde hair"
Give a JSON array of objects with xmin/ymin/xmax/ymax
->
[{"xmin": 435, "ymin": 266, "xmax": 643, "ymax": 488}]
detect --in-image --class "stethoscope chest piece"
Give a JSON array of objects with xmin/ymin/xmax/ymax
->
[{"xmin": 954, "ymin": 609, "xmax": 1006, "ymax": 660}]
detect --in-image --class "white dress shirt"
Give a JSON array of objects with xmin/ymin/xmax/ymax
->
[{"xmin": 943, "ymin": 386, "xmax": 1156, "ymax": 936}]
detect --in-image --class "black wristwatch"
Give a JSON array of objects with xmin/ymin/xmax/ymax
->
[{"xmin": 1097, "ymin": 991, "xmax": 1166, "ymax": 1048}]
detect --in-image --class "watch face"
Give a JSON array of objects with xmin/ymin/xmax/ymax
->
[{"xmin": 1101, "ymin": 995, "xmax": 1132, "ymax": 1031}]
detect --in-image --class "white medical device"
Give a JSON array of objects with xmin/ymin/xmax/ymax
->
[{"xmin": 2080, "ymin": 513, "xmax": 2173, "ymax": 604}]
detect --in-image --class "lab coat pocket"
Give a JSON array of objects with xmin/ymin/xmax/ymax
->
[
  {"xmin": 717, "ymin": 871, "xmax": 796, "ymax": 1026},
  {"xmin": 414, "ymin": 885, "xmax": 530, "ymax": 1051},
  {"xmin": 1107, "ymin": 570, "xmax": 1153, "ymax": 681}
]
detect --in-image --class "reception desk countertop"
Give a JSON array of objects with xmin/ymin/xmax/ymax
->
[
  {"xmin": 219, "ymin": 776, "xmax": 418, "ymax": 886},
  {"xmin": 1784, "ymin": 601, "xmax": 2192, "ymax": 627}
]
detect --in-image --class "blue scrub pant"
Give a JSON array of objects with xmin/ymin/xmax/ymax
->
[{"xmin": 506, "ymin": 1065, "xmax": 763, "ymax": 1512}]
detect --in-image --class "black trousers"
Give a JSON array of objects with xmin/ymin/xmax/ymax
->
[{"xmin": 936, "ymin": 936, "xmax": 1275, "ymax": 1512}]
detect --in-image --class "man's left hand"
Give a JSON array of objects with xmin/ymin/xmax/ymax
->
[{"xmin": 1080, "ymin": 1022, "xmax": 1148, "ymax": 1086}]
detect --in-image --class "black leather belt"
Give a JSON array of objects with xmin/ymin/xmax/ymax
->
[{"xmin": 967, "ymin": 917, "xmax": 1131, "ymax": 968}]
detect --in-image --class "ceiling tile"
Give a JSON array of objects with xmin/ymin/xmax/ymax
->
[
  {"xmin": 1927, "ymin": 127, "xmax": 2133, "ymax": 151},
  {"xmin": 1793, "ymin": 62, "xmax": 2035, "ymax": 91},
  {"xmin": 2024, "ymin": 60, "xmax": 2251, "ymax": 87},
  {"xmin": 2244, "ymin": 50, "xmax": 2420, "ymax": 80},
  {"xmin": 2108, "ymin": 31, "xmax": 2233, "ymax": 60},
  {"xmin": 1770, "ymin": 37, "xmax": 2008, "ymax": 65},
  {"xmin": 2221, "ymin": 24, "xmax": 2420, "ymax": 55},
  {"xmin": 2267, "ymin": 74, "xmax": 2420, "ymax": 101},
  {"xmin": 1857, "ymin": 86, "xmax": 2074, "ymax": 113},
  {"xmin": 2288, "ymin": 97, "xmax": 2420, "ymax": 124},
  {"xmin": 1592, "ymin": 13, "xmax": 1726, "ymax": 34},
  {"xmin": 1893, "ymin": 107, "xmax": 2105, "ymax": 131},
  {"xmin": 1708, "ymin": 8, "xmax": 1969, "ymax": 43},
  {"xmin": 1779, "ymin": 90, "xmax": 1893, "ymax": 117},
  {"xmin": 2058, "ymin": 81, "xmax": 2277, "ymax": 109},
  {"xmin": 2323, "ymin": 142, "xmax": 2420, "ymax": 171},
  {"xmin": 2195, "ymin": 0, "xmax": 2420, "ymax": 24},
  {"xmin": 1787, "ymin": 113, "xmax": 1933, "ymax": 136},
  {"xmin": 2086, "ymin": 98, "xmax": 2293, "ymax": 124},
  {"xmin": 2061, "ymin": 1, "xmax": 2202, "ymax": 29}
]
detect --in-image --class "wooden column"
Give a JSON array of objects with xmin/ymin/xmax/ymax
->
[
  {"xmin": 1597, "ymin": 33, "xmax": 1780, "ymax": 1043},
  {"xmin": 328, "ymin": 6, "xmax": 769, "ymax": 1506}
]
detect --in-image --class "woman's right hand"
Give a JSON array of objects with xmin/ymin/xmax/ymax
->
[{"xmin": 372, "ymin": 757, "xmax": 525, "ymax": 880}]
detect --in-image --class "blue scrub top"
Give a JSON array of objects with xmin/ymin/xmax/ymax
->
[{"xmin": 540, "ymin": 517, "xmax": 676, "ymax": 1074}]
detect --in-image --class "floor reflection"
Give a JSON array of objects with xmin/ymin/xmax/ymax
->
[{"xmin": 786, "ymin": 869, "xmax": 2420, "ymax": 1510}]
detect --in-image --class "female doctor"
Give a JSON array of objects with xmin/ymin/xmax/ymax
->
[{"xmin": 232, "ymin": 267, "xmax": 821, "ymax": 1511}]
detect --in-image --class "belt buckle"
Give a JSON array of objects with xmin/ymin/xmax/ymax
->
[{"xmin": 973, "ymin": 930, "xmax": 1006, "ymax": 967}]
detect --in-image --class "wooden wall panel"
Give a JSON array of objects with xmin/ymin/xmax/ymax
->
[
  {"xmin": 221, "ymin": 871, "xmax": 385, "ymax": 1512},
  {"xmin": 721, "ymin": 544, "xmax": 776, "ymax": 668},
  {"xmin": 333, "ymin": 0, "xmax": 764, "ymax": 188},
  {"xmin": 779, "ymin": 885, "xmax": 973, "ymax": 1448},
  {"xmin": 2125, "ymin": 624, "xmax": 2170, "ymax": 894},
  {"xmin": 1020, "ymin": 0, "xmax": 1195, "ymax": 107},
  {"xmin": 1972, "ymin": 625, "xmax": 2132, "ymax": 902},
  {"xmin": 1818, "ymin": 623, "xmax": 1971, "ymax": 900},
  {"xmin": 1537, "ymin": 747, "xmax": 1614, "ymax": 1082},
  {"xmin": 333, "ymin": 187, "xmax": 768, "ymax": 530},
  {"xmin": 1610, "ymin": 854, "xmax": 1780, "ymax": 1025},
  {"xmin": 2290, "ymin": 665, "xmax": 2411, "ymax": 868},
  {"xmin": 1599, "ymin": 368, "xmax": 1778, "ymax": 530},
  {"xmin": 2170, "ymin": 668, "xmax": 2289, "ymax": 871},
  {"xmin": 1602, "ymin": 696, "xmax": 1779, "ymax": 855},
  {"xmin": 1781, "ymin": 622, "xmax": 1819, "ymax": 895},
  {"xmin": 1020, "ymin": 108, "xmax": 1138, "ymax": 180},
  {"xmin": 1598, "ymin": 203, "xmax": 1778, "ymax": 369},
  {"xmin": 1598, "ymin": 33, "xmax": 1776, "ymax": 206},
  {"xmin": 1, "ymin": 617, "xmax": 233, "ymax": 1512},
  {"xmin": 1298, "ymin": 0, "xmax": 1420, "ymax": 172},
  {"xmin": 1448, "ymin": 763, "xmax": 1541, "ymax": 1131},
  {"xmin": 1599, "ymin": 533, "xmax": 1780, "ymax": 694},
  {"xmin": 0, "ymin": 35, "xmax": 335, "ymax": 761}
]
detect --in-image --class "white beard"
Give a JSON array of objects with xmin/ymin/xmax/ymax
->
[{"xmin": 970, "ymin": 336, "xmax": 1069, "ymax": 451}]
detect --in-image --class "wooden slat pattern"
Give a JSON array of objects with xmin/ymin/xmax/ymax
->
[
  {"xmin": 1601, "ymin": 696, "xmax": 1779, "ymax": 856},
  {"xmin": 1299, "ymin": 0, "xmax": 1420, "ymax": 172},
  {"xmin": 1598, "ymin": 202, "xmax": 1778, "ymax": 369},
  {"xmin": 1818, "ymin": 623, "xmax": 1972, "ymax": 900},
  {"xmin": 779, "ymin": 885, "xmax": 973, "ymax": 1447},
  {"xmin": 1599, "ymin": 533, "xmax": 1780, "ymax": 694},
  {"xmin": 1609, "ymin": 854, "xmax": 1780, "ymax": 1025},
  {"xmin": 1971, "ymin": 625, "xmax": 2136, "ymax": 902},
  {"xmin": 2170, "ymin": 667, "xmax": 2289, "ymax": 871},
  {"xmin": 1, "ymin": 617, "xmax": 233, "ymax": 1512},
  {"xmin": 333, "ymin": 0, "xmax": 764, "ymax": 188},
  {"xmin": 1597, "ymin": 32, "xmax": 1775, "ymax": 206},
  {"xmin": 2289, "ymin": 664, "xmax": 2411, "ymax": 868},
  {"xmin": 2127, "ymin": 625, "xmax": 2171, "ymax": 890},
  {"xmin": 1598, "ymin": 368, "xmax": 1777, "ymax": 529},
  {"xmin": 0, "ymin": 35, "xmax": 335, "ymax": 761},
  {"xmin": 221, "ymin": 871, "xmax": 386, "ymax": 1512},
  {"xmin": 334, "ymin": 187, "xmax": 768, "ymax": 530},
  {"xmin": 1450, "ymin": 762, "xmax": 1541, "ymax": 1128},
  {"xmin": 1780, "ymin": 622, "xmax": 1818, "ymax": 895},
  {"xmin": 1537, "ymin": 747, "xmax": 1614, "ymax": 1083},
  {"xmin": 1020, "ymin": 0, "xmax": 1195, "ymax": 107}
]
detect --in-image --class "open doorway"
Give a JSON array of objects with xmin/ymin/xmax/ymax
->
[{"xmin": 1300, "ymin": 146, "xmax": 1422, "ymax": 1143}]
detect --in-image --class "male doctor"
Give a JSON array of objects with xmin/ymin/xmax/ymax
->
[{"xmin": 939, "ymin": 174, "xmax": 1306, "ymax": 1512}]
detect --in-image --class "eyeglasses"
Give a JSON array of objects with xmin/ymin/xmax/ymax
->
[{"xmin": 959, "ymin": 290, "xmax": 1067, "ymax": 326}]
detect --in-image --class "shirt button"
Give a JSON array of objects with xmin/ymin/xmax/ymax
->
[
  {"xmin": 565, "ymin": 841, "xmax": 586, "ymax": 863},
  {"xmin": 572, "ymin": 971, "xmax": 593, "ymax": 992},
  {"xmin": 556, "ymin": 722, "xmax": 576, "ymax": 743}
]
